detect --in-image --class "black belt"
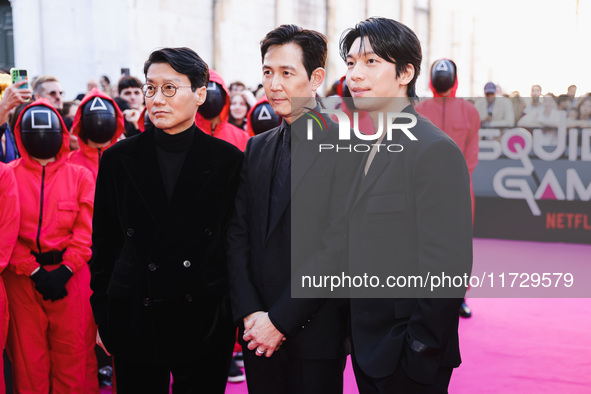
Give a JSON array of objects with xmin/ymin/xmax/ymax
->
[{"xmin": 32, "ymin": 250, "xmax": 65, "ymax": 266}]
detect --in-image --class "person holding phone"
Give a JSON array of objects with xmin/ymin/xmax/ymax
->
[{"xmin": 0, "ymin": 76, "xmax": 31, "ymax": 163}]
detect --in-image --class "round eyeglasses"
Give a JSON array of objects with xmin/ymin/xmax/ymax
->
[{"xmin": 141, "ymin": 83, "xmax": 192, "ymax": 98}]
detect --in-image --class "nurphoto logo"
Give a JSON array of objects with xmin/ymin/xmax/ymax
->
[{"xmin": 305, "ymin": 107, "xmax": 418, "ymax": 153}]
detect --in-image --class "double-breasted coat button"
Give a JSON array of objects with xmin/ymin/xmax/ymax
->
[
  {"xmin": 185, "ymin": 294, "xmax": 193, "ymax": 302},
  {"xmin": 143, "ymin": 298, "xmax": 151, "ymax": 306},
  {"xmin": 183, "ymin": 260, "xmax": 191, "ymax": 268},
  {"xmin": 126, "ymin": 228, "xmax": 134, "ymax": 236},
  {"xmin": 204, "ymin": 228, "xmax": 212, "ymax": 236},
  {"xmin": 148, "ymin": 263, "xmax": 157, "ymax": 272}
]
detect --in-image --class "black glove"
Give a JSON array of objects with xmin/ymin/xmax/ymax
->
[{"xmin": 30, "ymin": 265, "xmax": 73, "ymax": 301}]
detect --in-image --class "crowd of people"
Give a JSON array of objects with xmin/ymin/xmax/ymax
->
[
  {"xmin": 0, "ymin": 15, "xmax": 588, "ymax": 394},
  {"xmin": 469, "ymin": 82, "xmax": 591, "ymax": 141}
]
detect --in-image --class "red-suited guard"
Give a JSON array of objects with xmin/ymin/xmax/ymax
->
[
  {"xmin": 245, "ymin": 95, "xmax": 282, "ymax": 137},
  {"xmin": 69, "ymin": 88, "xmax": 125, "ymax": 181},
  {"xmin": 415, "ymin": 59, "xmax": 480, "ymax": 318},
  {"xmin": 4, "ymin": 99, "xmax": 99, "ymax": 393},
  {"xmin": 0, "ymin": 162, "xmax": 19, "ymax": 394},
  {"xmin": 415, "ymin": 59, "xmax": 480, "ymax": 222},
  {"xmin": 195, "ymin": 69, "xmax": 250, "ymax": 151},
  {"xmin": 70, "ymin": 87, "xmax": 125, "ymax": 391}
]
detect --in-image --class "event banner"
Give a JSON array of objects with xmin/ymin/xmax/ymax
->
[{"xmin": 473, "ymin": 126, "xmax": 591, "ymax": 244}]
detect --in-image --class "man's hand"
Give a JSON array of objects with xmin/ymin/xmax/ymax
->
[
  {"xmin": 0, "ymin": 80, "xmax": 31, "ymax": 124},
  {"xmin": 123, "ymin": 109, "xmax": 140, "ymax": 129},
  {"xmin": 243, "ymin": 311, "xmax": 265, "ymax": 332},
  {"xmin": 241, "ymin": 89, "xmax": 257, "ymax": 108},
  {"xmin": 243, "ymin": 312, "xmax": 285, "ymax": 358},
  {"xmin": 96, "ymin": 330, "xmax": 111, "ymax": 356}
]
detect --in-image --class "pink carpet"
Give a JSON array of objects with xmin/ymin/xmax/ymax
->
[{"xmin": 102, "ymin": 238, "xmax": 591, "ymax": 393}]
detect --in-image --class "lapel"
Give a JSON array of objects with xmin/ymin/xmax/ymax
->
[
  {"xmin": 265, "ymin": 111, "xmax": 333, "ymax": 239},
  {"xmin": 352, "ymin": 105, "xmax": 417, "ymax": 209},
  {"xmin": 258, "ymin": 127, "xmax": 281, "ymax": 242},
  {"xmin": 120, "ymin": 129, "xmax": 168, "ymax": 225},
  {"xmin": 353, "ymin": 142, "xmax": 392, "ymax": 208},
  {"xmin": 290, "ymin": 109, "xmax": 332, "ymax": 197}
]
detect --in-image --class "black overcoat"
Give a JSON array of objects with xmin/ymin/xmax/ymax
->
[
  {"xmin": 348, "ymin": 106, "xmax": 473, "ymax": 385},
  {"xmin": 227, "ymin": 114, "xmax": 360, "ymax": 360},
  {"xmin": 90, "ymin": 126, "xmax": 242, "ymax": 364}
]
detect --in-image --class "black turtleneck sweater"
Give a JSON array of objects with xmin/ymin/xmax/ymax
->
[{"xmin": 154, "ymin": 124, "xmax": 195, "ymax": 199}]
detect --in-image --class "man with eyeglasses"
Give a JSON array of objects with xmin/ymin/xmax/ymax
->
[
  {"xmin": 32, "ymin": 75, "xmax": 64, "ymax": 110},
  {"xmin": 90, "ymin": 47, "xmax": 242, "ymax": 393}
]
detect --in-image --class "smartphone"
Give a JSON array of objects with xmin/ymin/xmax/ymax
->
[
  {"xmin": 10, "ymin": 68, "xmax": 29, "ymax": 89},
  {"xmin": 121, "ymin": 68, "xmax": 130, "ymax": 77}
]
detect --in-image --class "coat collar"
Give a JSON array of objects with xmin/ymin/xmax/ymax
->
[{"xmin": 120, "ymin": 126, "xmax": 218, "ymax": 226}]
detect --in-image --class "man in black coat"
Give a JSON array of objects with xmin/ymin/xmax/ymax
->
[
  {"xmin": 340, "ymin": 18, "xmax": 473, "ymax": 393},
  {"xmin": 90, "ymin": 47, "xmax": 242, "ymax": 393},
  {"xmin": 226, "ymin": 25, "xmax": 356, "ymax": 393}
]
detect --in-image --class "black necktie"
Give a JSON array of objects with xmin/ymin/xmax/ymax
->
[{"xmin": 268, "ymin": 126, "xmax": 291, "ymax": 230}]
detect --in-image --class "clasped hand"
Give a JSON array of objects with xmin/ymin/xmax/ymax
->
[{"xmin": 243, "ymin": 311, "xmax": 286, "ymax": 358}]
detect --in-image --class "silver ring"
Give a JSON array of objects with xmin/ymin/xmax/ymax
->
[{"xmin": 256, "ymin": 348, "xmax": 265, "ymax": 355}]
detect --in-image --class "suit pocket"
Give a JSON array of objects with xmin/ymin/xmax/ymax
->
[
  {"xmin": 366, "ymin": 193, "xmax": 406, "ymax": 226},
  {"xmin": 107, "ymin": 260, "xmax": 135, "ymax": 299},
  {"xmin": 56, "ymin": 201, "xmax": 79, "ymax": 231},
  {"xmin": 367, "ymin": 193, "xmax": 405, "ymax": 213}
]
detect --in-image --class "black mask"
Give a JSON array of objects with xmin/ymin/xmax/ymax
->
[
  {"xmin": 250, "ymin": 102, "xmax": 281, "ymax": 135},
  {"xmin": 80, "ymin": 96, "xmax": 117, "ymax": 143},
  {"xmin": 198, "ymin": 82, "xmax": 226, "ymax": 119},
  {"xmin": 431, "ymin": 59, "xmax": 456, "ymax": 93},
  {"xmin": 20, "ymin": 106, "xmax": 63, "ymax": 159}
]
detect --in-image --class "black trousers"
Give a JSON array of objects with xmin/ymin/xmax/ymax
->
[
  {"xmin": 352, "ymin": 354, "xmax": 453, "ymax": 394},
  {"xmin": 114, "ymin": 345, "xmax": 233, "ymax": 394},
  {"xmin": 242, "ymin": 345, "xmax": 346, "ymax": 394}
]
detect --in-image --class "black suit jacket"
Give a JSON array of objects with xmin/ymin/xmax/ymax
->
[
  {"xmin": 348, "ymin": 106, "xmax": 473, "ymax": 384},
  {"xmin": 227, "ymin": 114, "xmax": 358, "ymax": 360},
  {"xmin": 90, "ymin": 125, "xmax": 242, "ymax": 364}
]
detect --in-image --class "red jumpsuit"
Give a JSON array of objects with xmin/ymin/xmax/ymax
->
[
  {"xmin": 195, "ymin": 70, "xmax": 250, "ymax": 151},
  {"xmin": 69, "ymin": 88, "xmax": 125, "ymax": 181},
  {"xmin": 69, "ymin": 88, "xmax": 124, "ymax": 392},
  {"xmin": 415, "ymin": 77, "xmax": 480, "ymax": 220},
  {"xmin": 0, "ymin": 162, "xmax": 19, "ymax": 394},
  {"xmin": 4, "ymin": 99, "xmax": 99, "ymax": 393}
]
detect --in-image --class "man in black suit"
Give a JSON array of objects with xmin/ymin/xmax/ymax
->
[
  {"xmin": 90, "ymin": 47, "xmax": 242, "ymax": 393},
  {"xmin": 340, "ymin": 18, "xmax": 473, "ymax": 393},
  {"xmin": 226, "ymin": 25, "xmax": 354, "ymax": 393}
]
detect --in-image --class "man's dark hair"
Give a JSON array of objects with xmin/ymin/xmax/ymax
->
[
  {"xmin": 117, "ymin": 76, "xmax": 142, "ymax": 94},
  {"xmin": 339, "ymin": 17, "xmax": 422, "ymax": 99},
  {"xmin": 260, "ymin": 25, "xmax": 327, "ymax": 79},
  {"xmin": 144, "ymin": 47, "xmax": 209, "ymax": 92}
]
